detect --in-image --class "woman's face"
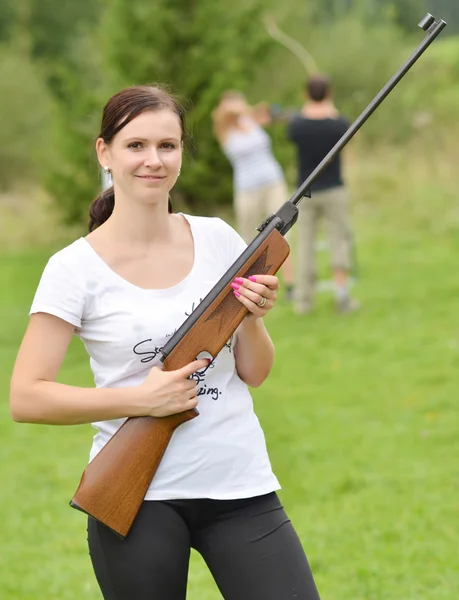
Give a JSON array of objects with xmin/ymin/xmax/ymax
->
[{"xmin": 97, "ymin": 108, "xmax": 182, "ymax": 205}]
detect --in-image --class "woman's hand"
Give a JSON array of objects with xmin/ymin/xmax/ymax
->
[
  {"xmin": 231, "ymin": 275, "xmax": 279, "ymax": 319},
  {"xmin": 138, "ymin": 358, "xmax": 210, "ymax": 418}
]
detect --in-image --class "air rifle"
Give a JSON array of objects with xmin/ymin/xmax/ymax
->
[{"xmin": 70, "ymin": 14, "xmax": 446, "ymax": 538}]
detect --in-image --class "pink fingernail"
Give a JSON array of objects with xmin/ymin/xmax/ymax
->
[
  {"xmin": 233, "ymin": 291, "xmax": 241, "ymax": 298},
  {"xmin": 248, "ymin": 275, "xmax": 257, "ymax": 282},
  {"xmin": 231, "ymin": 282, "xmax": 240, "ymax": 291},
  {"xmin": 234, "ymin": 277, "xmax": 244, "ymax": 284}
]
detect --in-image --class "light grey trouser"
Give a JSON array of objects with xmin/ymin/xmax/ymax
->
[
  {"xmin": 234, "ymin": 180, "xmax": 289, "ymax": 243},
  {"xmin": 295, "ymin": 185, "xmax": 353, "ymax": 310}
]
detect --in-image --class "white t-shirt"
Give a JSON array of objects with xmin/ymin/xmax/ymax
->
[
  {"xmin": 223, "ymin": 119, "xmax": 284, "ymax": 192},
  {"xmin": 30, "ymin": 214, "xmax": 280, "ymax": 500}
]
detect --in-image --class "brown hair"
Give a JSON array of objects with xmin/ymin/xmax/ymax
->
[
  {"xmin": 211, "ymin": 90, "xmax": 249, "ymax": 144},
  {"xmin": 306, "ymin": 74, "xmax": 332, "ymax": 102},
  {"xmin": 88, "ymin": 85, "xmax": 186, "ymax": 232}
]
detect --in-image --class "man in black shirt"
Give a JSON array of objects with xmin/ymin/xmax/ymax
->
[{"xmin": 288, "ymin": 74, "xmax": 359, "ymax": 314}]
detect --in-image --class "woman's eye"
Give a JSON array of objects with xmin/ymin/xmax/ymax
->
[
  {"xmin": 160, "ymin": 142, "xmax": 176, "ymax": 149},
  {"xmin": 127, "ymin": 142, "xmax": 143, "ymax": 149}
]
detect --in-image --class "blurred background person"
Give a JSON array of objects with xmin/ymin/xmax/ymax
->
[
  {"xmin": 212, "ymin": 91, "xmax": 295, "ymax": 301},
  {"xmin": 288, "ymin": 74, "xmax": 360, "ymax": 314}
]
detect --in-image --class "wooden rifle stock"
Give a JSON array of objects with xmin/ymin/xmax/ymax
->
[{"xmin": 70, "ymin": 228, "xmax": 290, "ymax": 538}]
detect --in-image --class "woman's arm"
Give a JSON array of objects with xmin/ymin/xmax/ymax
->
[
  {"xmin": 10, "ymin": 313, "xmax": 150, "ymax": 425},
  {"xmin": 234, "ymin": 317, "xmax": 274, "ymax": 388},
  {"xmin": 211, "ymin": 105, "xmax": 231, "ymax": 146},
  {"xmin": 232, "ymin": 274, "xmax": 278, "ymax": 387},
  {"xmin": 10, "ymin": 313, "xmax": 207, "ymax": 425}
]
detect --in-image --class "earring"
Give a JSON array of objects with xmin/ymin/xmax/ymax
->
[
  {"xmin": 178, "ymin": 168, "xmax": 181, "ymax": 176},
  {"xmin": 103, "ymin": 166, "xmax": 111, "ymax": 175}
]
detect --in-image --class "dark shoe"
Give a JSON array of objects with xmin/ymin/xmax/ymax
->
[{"xmin": 284, "ymin": 285, "xmax": 294, "ymax": 302}]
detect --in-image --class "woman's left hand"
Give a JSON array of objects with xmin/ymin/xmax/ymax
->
[{"xmin": 231, "ymin": 274, "xmax": 279, "ymax": 319}]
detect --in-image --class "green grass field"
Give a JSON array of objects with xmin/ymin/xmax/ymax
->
[{"xmin": 1, "ymin": 148, "xmax": 459, "ymax": 599}]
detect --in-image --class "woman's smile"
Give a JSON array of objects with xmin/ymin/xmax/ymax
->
[{"xmin": 135, "ymin": 174, "xmax": 167, "ymax": 182}]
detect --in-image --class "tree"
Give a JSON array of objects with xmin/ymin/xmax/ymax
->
[
  {"xmin": 93, "ymin": 0, "xmax": 273, "ymax": 215},
  {"xmin": 0, "ymin": 45, "xmax": 54, "ymax": 189},
  {"xmin": 0, "ymin": 0, "xmax": 16, "ymax": 43},
  {"xmin": 0, "ymin": 0, "xmax": 107, "ymax": 219},
  {"xmin": 38, "ymin": 0, "xmax": 275, "ymax": 223},
  {"xmin": 24, "ymin": 0, "xmax": 109, "ymax": 224},
  {"xmin": 41, "ymin": 36, "xmax": 109, "ymax": 224},
  {"xmin": 27, "ymin": 0, "xmax": 102, "ymax": 98}
]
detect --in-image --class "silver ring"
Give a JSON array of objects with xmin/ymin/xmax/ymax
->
[{"xmin": 257, "ymin": 296, "xmax": 267, "ymax": 308}]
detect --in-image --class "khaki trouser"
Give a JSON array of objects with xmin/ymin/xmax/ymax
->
[
  {"xmin": 296, "ymin": 186, "xmax": 352, "ymax": 310},
  {"xmin": 234, "ymin": 180, "xmax": 289, "ymax": 243}
]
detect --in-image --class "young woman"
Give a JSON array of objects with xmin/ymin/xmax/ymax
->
[
  {"xmin": 10, "ymin": 85, "xmax": 320, "ymax": 600},
  {"xmin": 212, "ymin": 91, "xmax": 295, "ymax": 301}
]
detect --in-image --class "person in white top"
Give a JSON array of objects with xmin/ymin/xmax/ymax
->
[
  {"xmin": 10, "ymin": 85, "xmax": 321, "ymax": 600},
  {"xmin": 212, "ymin": 90, "xmax": 295, "ymax": 302}
]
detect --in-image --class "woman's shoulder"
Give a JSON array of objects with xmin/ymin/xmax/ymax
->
[
  {"xmin": 183, "ymin": 213, "xmax": 243, "ymax": 246},
  {"xmin": 183, "ymin": 214, "xmax": 246, "ymax": 262},
  {"xmin": 45, "ymin": 237, "xmax": 89, "ymax": 272},
  {"xmin": 183, "ymin": 213, "xmax": 236, "ymax": 234},
  {"xmin": 182, "ymin": 213, "xmax": 233, "ymax": 231}
]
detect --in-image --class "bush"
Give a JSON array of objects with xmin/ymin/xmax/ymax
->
[{"xmin": 0, "ymin": 45, "xmax": 54, "ymax": 189}]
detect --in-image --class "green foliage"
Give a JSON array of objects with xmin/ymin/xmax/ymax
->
[
  {"xmin": 41, "ymin": 31, "xmax": 111, "ymax": 225},
  {"xmin": 398, "ymin": 36, "xmax": 459, "ymax": 130},
  {"xmin": 308, "ymin": 0, "xmax": 453, "ymax": 34},
  {"xmin": 373, "ymin": 0, "xmax": 428, "ymax": 31},
  {"xmin": 0, "ymin": 44, "xmax": 54, "ymax": 189},
  {"xmin": 0, "ymin": 0, "xmax": 16, "ymax": 42},
  {"xmin": 425, "ymin": 0, "xmax": 459, "ymax": 34},
  {"xmin": 27, "ymin": 0, "xmax": 101, "ymax": 64},
  {"xmin": 0, "ymin": 0, "xmax": 107, "ymax": 222},
  {"xmin": 97, "ymin": 0, "xmax": 273, "ymax": 213}
]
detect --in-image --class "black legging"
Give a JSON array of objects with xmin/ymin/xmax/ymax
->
[{"xmin": 87, "ymin": 492, "xmax": 321, "ymax": 600}]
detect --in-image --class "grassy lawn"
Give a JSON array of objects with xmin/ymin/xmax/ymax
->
[{"xmin": 1, "ymin": 149, "xmax": 459, "ymax": 598}]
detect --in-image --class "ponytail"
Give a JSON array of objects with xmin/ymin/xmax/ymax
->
[
  {"xmin": 88, "ymin": 187, "xmax": 115, "ymax": 232},
  {"xmin": 88, "ymin": 188, "xmax": 174, "ymax": 232}
]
